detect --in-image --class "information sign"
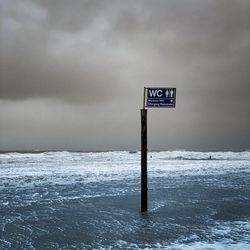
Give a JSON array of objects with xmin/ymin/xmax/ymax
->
[{"xmin": 146, "ymin": 88, "xmax": 176, "ymax": 108}]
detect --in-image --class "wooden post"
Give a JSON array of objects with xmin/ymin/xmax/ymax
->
[{"xmin": 141, "ymin": 108, "xmax": 148, "ymax": 212}]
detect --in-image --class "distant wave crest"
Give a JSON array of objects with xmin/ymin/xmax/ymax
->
[{"xmin": 0, "ymin": 150, "xmax": 250, "ymax": 161}]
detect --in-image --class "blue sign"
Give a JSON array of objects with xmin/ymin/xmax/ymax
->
[{"xmin": 146, "ymin": 88, "xmax": 176, "ymax": 108}]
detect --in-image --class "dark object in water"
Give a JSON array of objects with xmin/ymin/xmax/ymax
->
[{"xmin": 129, "ymin": 151, "xmax": 137, "ymax": 154}]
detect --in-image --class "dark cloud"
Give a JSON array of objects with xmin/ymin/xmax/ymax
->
[
  {"xmin": 0, "ymin": 0, "xmax": 124, "ymax": 104},
  {"xmin": 0, "ymin": 0, "xmax": 249, "ymax": 150}
]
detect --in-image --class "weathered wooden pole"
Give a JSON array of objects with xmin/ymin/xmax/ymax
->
[{"xmin": 141, "ymin": 107, "xmax": 148, "ymax": 212}]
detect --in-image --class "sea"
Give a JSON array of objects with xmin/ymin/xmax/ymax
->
[{"xmin": 0, "ymin": 151, "xmax": 249, "ymax": 250}]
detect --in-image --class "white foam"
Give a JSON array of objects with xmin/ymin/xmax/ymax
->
[
  {"xmin": 0, "ymin": 151, "xmax": 249, "ymax": 190},
  {"xmin": 106, "ymin": 240, "xmax": 250, "ymax": 250},
  {"xmin": 165, "ymin": 242, "xmax": 250, "ymax": 250}
]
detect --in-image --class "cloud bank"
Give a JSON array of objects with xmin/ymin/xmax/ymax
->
[{"xmin": 0, "ymin": 0, "xmax": 249, "ymax": 150}]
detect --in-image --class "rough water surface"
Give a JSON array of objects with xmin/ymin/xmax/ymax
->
[{"xmin": 0, "ymin": 151, "xmax": 250, "ymax": 249}]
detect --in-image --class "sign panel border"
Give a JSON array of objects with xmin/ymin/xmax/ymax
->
[{"xmin": 146, "ymin": 87, "xmax": 176, "ymax": 108}]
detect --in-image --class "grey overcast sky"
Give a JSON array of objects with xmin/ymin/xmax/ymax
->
[{"xmin": 0, "ymin": 0, "xmax": 249, "ymax": 151}]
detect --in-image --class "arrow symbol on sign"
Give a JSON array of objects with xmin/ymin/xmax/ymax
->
[
  {"xmin": 166, "ymin": 90, "xmax": 169, "ymax": 97},
  {"xmin": 170, "ymin": 89, "xmax": 174, "ymax": 98}
]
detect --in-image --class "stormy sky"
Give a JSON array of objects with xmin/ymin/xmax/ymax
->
[{"xmin": 0, "ymin": 0, "xmax": 249, "ymax": 151}]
